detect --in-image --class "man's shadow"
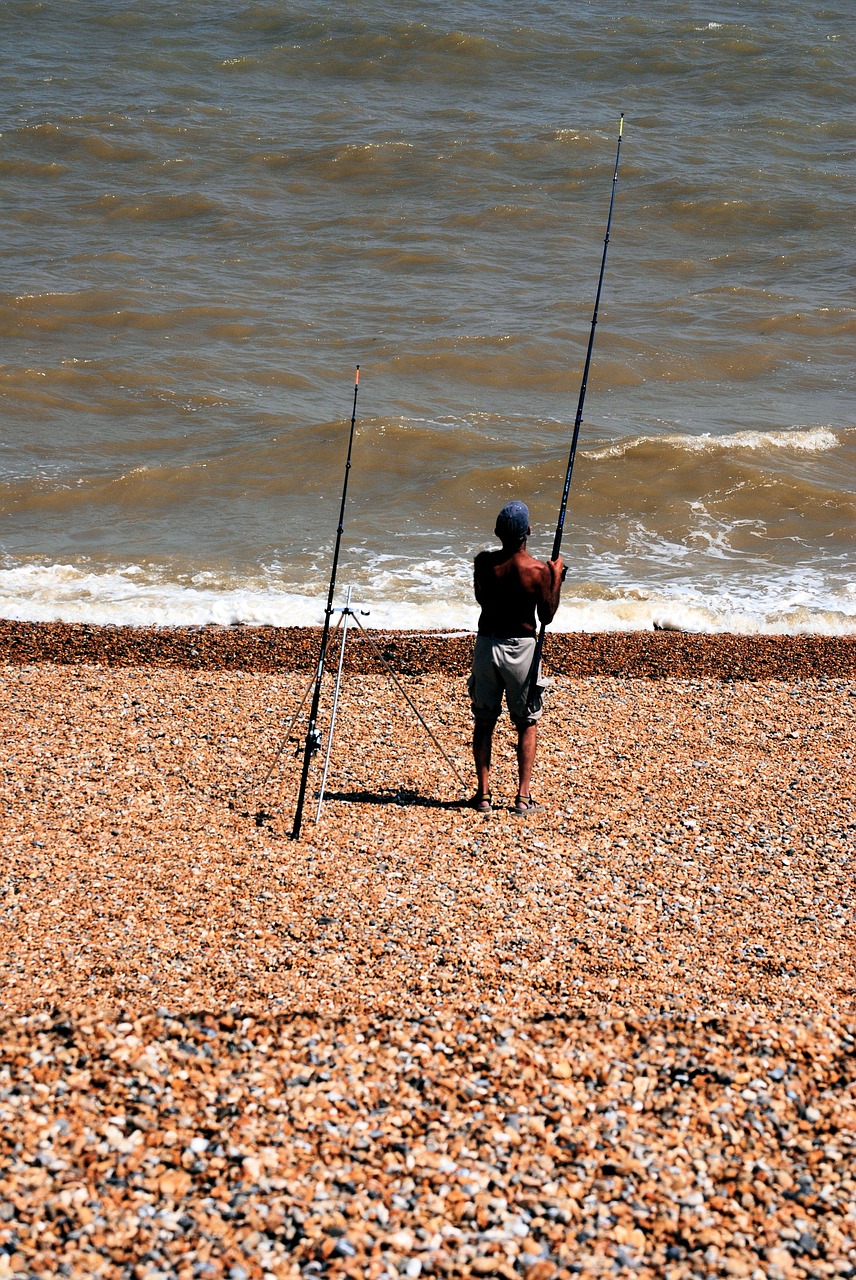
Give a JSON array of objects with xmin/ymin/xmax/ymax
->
[{"xmin": 322, "ymin": 788, "xmax": 467, "ymax": 811}]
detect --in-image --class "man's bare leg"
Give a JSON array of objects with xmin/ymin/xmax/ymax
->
[
  {"xmin": 515, "ymin": 722, "xmax": 538, "ymax": 799},
  {"xmin": 472, "ymin": 721, "xmax": 494, "ymax": 797}
]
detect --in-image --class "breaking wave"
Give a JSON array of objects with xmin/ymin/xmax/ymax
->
[{"xmin": 585, "ymin": 426, "xmax": 840, "ymax": 461}]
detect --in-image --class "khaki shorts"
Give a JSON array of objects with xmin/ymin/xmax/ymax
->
[{"xmin": 468, "ymin": 634, "xmax": 552, "ymax": 729}]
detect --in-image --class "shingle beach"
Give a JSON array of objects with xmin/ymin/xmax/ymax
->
[{"xmin": 1, "ymin": 624, "xmax": 854, "ymax": 1280}]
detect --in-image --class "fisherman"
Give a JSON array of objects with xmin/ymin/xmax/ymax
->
[{"xmin": 469, "ymin": 501, "xmax": 564, "ymax": 814}]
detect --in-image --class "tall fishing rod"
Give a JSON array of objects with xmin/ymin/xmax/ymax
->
[
  {"xmin": 292, "ymin": 366, "xmax": 360, "ymax": 840},
  {"xmin": 527, "ymin": 113, "xmax": 624, "ymax": 707}
]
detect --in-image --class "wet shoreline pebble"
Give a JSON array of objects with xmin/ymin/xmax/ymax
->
[{"xmin": 0, "ymin": 619, "xmax": 854, "ymax": 680}]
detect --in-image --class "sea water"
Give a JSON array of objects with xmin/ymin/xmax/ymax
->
[{"xmin": 1, "ymin": 1, "xmax": 854, "ymax": 633}]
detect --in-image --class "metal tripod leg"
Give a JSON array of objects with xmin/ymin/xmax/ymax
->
[
  {"xmin": 349, "ymin": 615, "xmax": 468, "ymax": 791},
  {"xmin": 290, "ymin": 588, "xmax": 467, "ymax": 827},
  {"xmin": 250, "ymin": 623, "xmax": 339, "ymax": 796},
  {"xmin": 315, "ymin": 586, "xmax": 352, "ymax": 823}
]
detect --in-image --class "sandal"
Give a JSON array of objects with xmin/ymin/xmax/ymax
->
[
  {"xmin": 470, "ymin": 791, "xmax": 492, "ymax": 813},
  {"xmin": 513, "ymin": 794, "xmax": 540, "ymax": 815}
]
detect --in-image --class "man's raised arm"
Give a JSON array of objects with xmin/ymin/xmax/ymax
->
[{"xmin": 536, "ymin": 557, "xmax": 565, "ymax": 625}]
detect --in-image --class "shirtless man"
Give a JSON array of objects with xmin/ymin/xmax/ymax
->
[{"xmin": 468, "ymin": 500, "xmax": 564, "ymax": 814}]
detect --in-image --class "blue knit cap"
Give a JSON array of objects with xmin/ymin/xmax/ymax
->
[{"xmin": 495, "ymin": 500, "xmax": 530, "ymax": 545}]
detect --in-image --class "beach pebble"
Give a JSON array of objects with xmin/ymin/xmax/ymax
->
[{"xmin": 0, "ymin": 626, "xmax": 854, "ymax": 1280}]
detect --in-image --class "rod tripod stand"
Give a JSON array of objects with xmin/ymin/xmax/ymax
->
[
  {"xmin": 276, "ymin": 366, "xmax": 466, "ymax": 840},
  {"xmin": 286, "ymin": 586, "xmax": 467, "ymax": 835}
]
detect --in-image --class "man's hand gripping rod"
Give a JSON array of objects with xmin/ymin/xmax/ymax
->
[{"xmin": 527, "ymin": 113, "xmax": 624, "ymax": 708}]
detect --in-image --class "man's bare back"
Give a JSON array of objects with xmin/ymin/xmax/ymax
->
[{"xmin": 474, "ymin": 545, "xmax": 562, "ymax": 638}]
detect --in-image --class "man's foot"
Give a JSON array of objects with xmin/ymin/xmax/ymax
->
[
  {"xmin": 470, "ymin": 791, "xmax": 492, "ymax": 813},
  {"xmin": 512, "ymin": 794, "xmax": 539, "ymax": 814}
]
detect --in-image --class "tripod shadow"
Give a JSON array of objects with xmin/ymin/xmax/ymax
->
[{"xmin": 322, "ymin": 787, "xmax": 467, "ymax": 811}]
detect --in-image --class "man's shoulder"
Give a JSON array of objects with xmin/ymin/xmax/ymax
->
[
  {"xmin": 474, "ymin": 548, "xmax": 499, "ymax": 569},
  {"xmin": 517, "ymin": 549, "xmax": 550, "ymax": 576}
]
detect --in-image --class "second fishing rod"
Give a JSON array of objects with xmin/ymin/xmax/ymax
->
[
  {"xmin": 291, "ymin": 366, "xmax": 360, "ymax": 840},
  {"xmin": 289, "ymin": 367, "xmax": 467, "ymax": 838},
  {"xmin": 527, "ymin": 113, "xmax": 624, "ymax": 708}
]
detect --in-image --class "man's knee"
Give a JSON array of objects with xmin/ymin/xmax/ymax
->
[{"xmin": 510, "ymin": 711, "xmax": 541, "ymax": 733}]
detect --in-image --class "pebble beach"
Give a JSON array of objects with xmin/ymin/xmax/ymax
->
[{"xmin": 1, "ymin": 624, "xmax": 854, "ymax": 1280}]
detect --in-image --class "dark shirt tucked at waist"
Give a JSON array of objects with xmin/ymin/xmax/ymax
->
[{"xmin": 477, "ymin": 618, "xmax": 536, "ymax": 639}]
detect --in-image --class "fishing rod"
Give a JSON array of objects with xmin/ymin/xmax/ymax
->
[
  {"xmin": 292, "ymin": 366, "xmax": 360, "ymax": 840},
  {"xmin": 527, "ymin": 113, "xmax": 624, "ymax": 707}
]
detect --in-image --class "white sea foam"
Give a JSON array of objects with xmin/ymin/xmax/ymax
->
[
  {"xmin": 585, "ymin": 426, "xmax": 840, "ymax": 461},
  {"xmin": 1, "ymin": 560, "xmax": 854, "ymax": 636}
]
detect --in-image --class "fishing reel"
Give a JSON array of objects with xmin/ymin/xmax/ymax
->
[{"xmin": 296, "ymin": 726, "xmax": 322, "ymax": 758}]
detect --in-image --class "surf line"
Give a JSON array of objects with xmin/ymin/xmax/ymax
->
[{"xmin": 527, "ymin": 112, "xmax": 625, "ymax": 708}]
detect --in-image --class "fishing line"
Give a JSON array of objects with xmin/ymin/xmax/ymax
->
[
  {"xmin": 346, "ymin": 614, "xmax": 468, "ymax": 791},
  {"xmin": 527, "ymin": 113, "xmax": 624, "ymax": 707}
]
